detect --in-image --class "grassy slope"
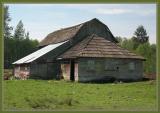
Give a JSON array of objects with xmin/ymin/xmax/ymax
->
[{"xmin": 3, "ymin": 80, "xmax": 157, "ymax": 111}]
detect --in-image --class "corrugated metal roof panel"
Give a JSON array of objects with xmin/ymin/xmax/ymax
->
[{"xmin": 12, "ymin": 40, "xmax": 68, "ymax": 64}]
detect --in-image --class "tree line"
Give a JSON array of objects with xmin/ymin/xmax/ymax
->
[{"xmin": 4, "ymin": 6, "xmax": 39, "ymax": 69}]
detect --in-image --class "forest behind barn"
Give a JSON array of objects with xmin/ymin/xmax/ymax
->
[{"xmin": 4, "ymin": 6, "xmax": 39, "ymax": 69}]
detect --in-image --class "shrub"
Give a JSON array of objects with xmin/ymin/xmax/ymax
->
[{"xmin": 4, "ymin": 69, "xmax": 13, "ymax": 80}]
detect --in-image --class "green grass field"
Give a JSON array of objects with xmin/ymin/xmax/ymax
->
[{"xmin": 3, "ymin": 80, "xmax": 157, "ymax": 111}]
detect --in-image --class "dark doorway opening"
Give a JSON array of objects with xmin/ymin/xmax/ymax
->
[{"xmin": 70, "ymin": 60, "xmax": 75, "ymax": 81}]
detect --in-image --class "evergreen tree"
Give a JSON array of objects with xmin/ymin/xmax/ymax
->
[
  {"xmin": 3, "ymin": 7, "xmax": 39, "ymax": 69},
  {"xmin": 133, "ymin": 25, "xmax": 149, "ymax": 43},
  {"xmin": 4, "ymin": 6, "xmax": 13, "ymax": 68},
  {"xmin": 4, "ymin": 6, "xmax": 12, "ymax": 39},
  {"xmin": 25, "ymin": 31, "xmax": 30, "ymax": 39},
  {"xmin": 14, "ymin": 20, "xmax": 25, "ymax": 40},
  {"xmin": 13, "ymin": 20, "xmax": 25, "ymax": 60}
]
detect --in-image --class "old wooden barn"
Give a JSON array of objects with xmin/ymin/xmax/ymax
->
[{"xmin": 13, "ymin": 18, "xmax": 145, "ymax": 82}]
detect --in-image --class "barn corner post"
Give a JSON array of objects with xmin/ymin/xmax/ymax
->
[{"xmin": 56, "ymin": 60, "xmax": 62, "ymax": 80}]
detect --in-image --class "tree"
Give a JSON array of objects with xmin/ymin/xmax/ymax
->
[
  {"xmin": 4, "ymin": 6, "xmax": 12, "ymax": 39},
  {"xmin": 117, "ymin": 36, "xmax": 156, "ymax": 74},
  {"xmin": 3, "ymin": 7, "xmax": 39, "ymax": 69},
  {"xmin": 133, "ymin": 25, "xmax": 149, "ymax": 43},
  {"xmin": 14, "ymin": 20, "xmax": 25, "ymax": 40},
  {"xmin": 4, "ymin": 6, "xmax": 13, "ymax": 68},
  {"xmin": 13, "ymin": 20, "xmax": 25, "ymax": 60},
  {"xmin": 115, "ymin": 36, "xmax": 123, "ymax": 46},
  {"xmin": 136, "ymin": 42, "xmax": 152, "ymax": 73},
  {"xmin": 150, "ymin": 44, "xmax": 156, "ymax": 73},
  {"xmin": 25, "ymin": 31, "xmax": 30, "ymax": 39},
  {"xmin": 121, "ymin": 38, "xmax": 134, "ymax": 51}
]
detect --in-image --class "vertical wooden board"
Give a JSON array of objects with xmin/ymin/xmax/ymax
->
[
  {"xmin": 74, "ymin": 63, "xmax": 78, "ymax": 81},
  {"xmin": 46, "ymin": 62, "xmax": 59, "ymax": 79},
  {"xmin": 61, "ymin": 63, "xmax": 70, "ymax": 81},
  {"xmin": 66, "ymin": 64, "xmax": 70, "ymax": 80}
]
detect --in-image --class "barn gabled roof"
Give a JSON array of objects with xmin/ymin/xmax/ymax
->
[
  {"xmin": 12, "ymin": 40, "xmax": 68, "ymax": 65},
  {"xmin": 39, "ymin": 18, "xmax": 117, "ymax": 47},
  {"xmin": 58, "ymin": 34, "xmax": 145, "ymax": 60}
]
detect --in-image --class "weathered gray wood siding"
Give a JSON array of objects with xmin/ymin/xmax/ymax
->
[
  {"xmin": 71, "ymin": 20, "xmax": 115, "ymax": 45},
  {"xmin": 40, "ymin": 41, "xmax": 71, "ymax": 61},
  {"xmin": 29, "ymin": 62, "xmax": 60, "ymax": 79},
  {"xmin": 27, "ymin": 42, "xmax": 71, "ymax": 79},
  {"xmin": 78, "ymin": 58, "xmax": 143, "ymax": 82}
]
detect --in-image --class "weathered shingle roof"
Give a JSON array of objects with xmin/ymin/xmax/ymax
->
[
  {"xmin": 39, "ymin": 18, "xmax": 117, "ymax": 47},
  {"xmin": 13, "ymin": 40, "xmax": 68, "ymax": 64},
  {"xmin": 59, "ymin": 34, "xmax": 145, "ymax": 60},
  {"xmin": 39, "ymin": 23, "xmax": 83, "ymax": 47}
]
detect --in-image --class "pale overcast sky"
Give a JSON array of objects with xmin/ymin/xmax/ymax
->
[{"xmin": 6, "ymin": 4, "xmax": 156, "ymax": 44}]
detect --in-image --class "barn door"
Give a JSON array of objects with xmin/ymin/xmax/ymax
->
[{"xmin": 70, "ymin": 59, "xmax": 75, "ymax": 81}]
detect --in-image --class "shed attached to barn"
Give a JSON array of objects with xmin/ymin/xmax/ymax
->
[
  {"xmin": 12, "ymin": 41, "xmax": 69, "ymax": 79},
  {"xmin": 13, "ymin": 18, "xmax": 145, "ymax": 82}
]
